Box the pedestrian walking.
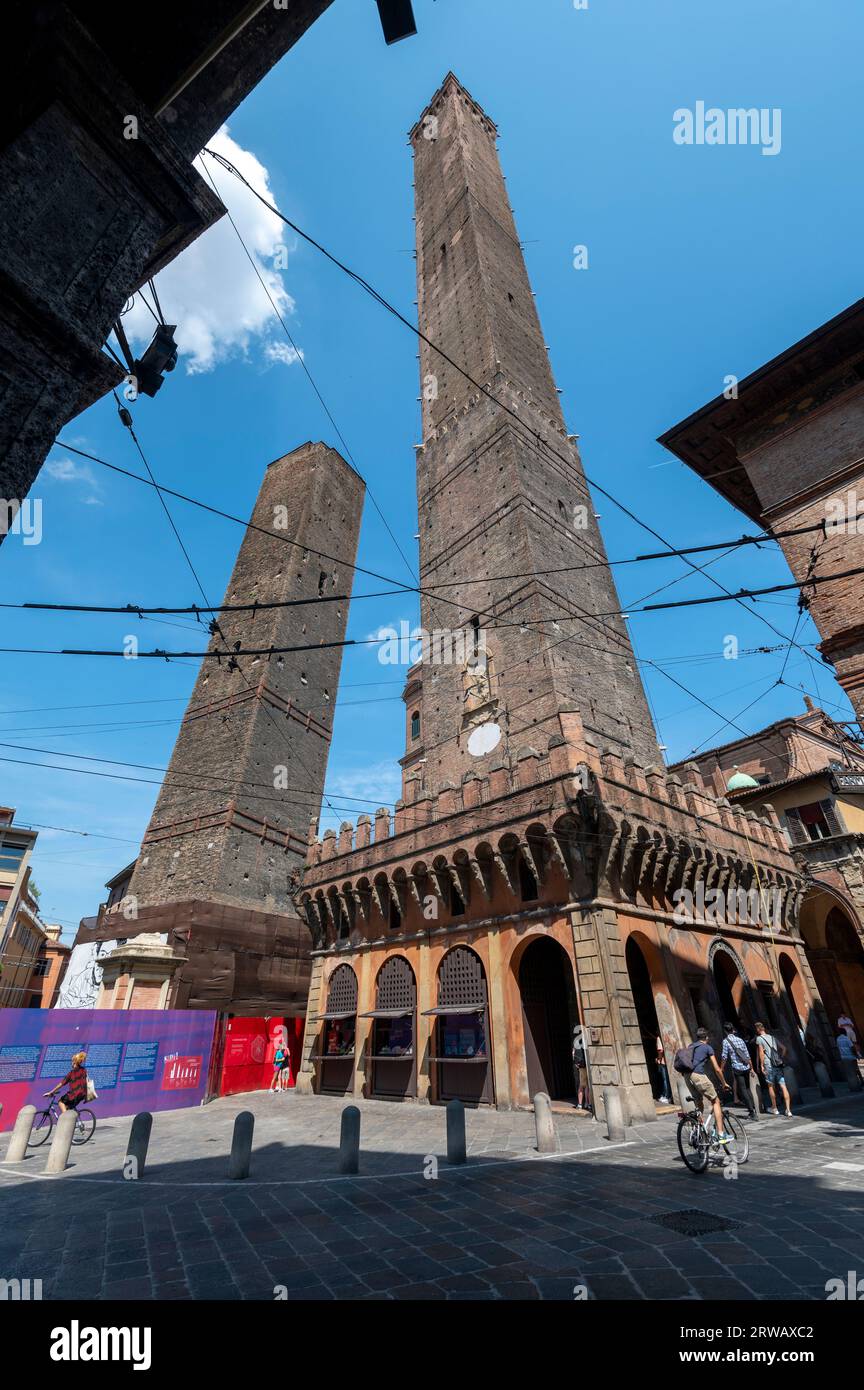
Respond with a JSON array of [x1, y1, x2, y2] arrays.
[[270, 1042, 287, 1093], [754, 1021, 792, 1116], [655, 1033, 672, 1104], [720, 1021, 756, 1118], [837, 1028, 857, 1062], [572, 1024, 591, 1112], [837, 1014, 860, 1058]]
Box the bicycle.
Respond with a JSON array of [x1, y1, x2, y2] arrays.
[[676, 1100, 749, 1174], [28, 1095, 96, 1148]]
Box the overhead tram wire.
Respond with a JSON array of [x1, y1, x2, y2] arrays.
[[0, 750, 402, 817], [196, 153, 418, 590], [0, 515, 835, 617], [46, 438, 837, 663], [7, 559, 857, 659], [201, 146, 842, 673], [0, 739, 403, 811]]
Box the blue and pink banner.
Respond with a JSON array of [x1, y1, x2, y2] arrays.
[[0, 1009, 216, 1130]]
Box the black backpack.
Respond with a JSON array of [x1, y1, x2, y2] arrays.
[[673, 1042, 701, 1075]]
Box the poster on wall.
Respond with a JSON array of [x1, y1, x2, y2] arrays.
[[0, 1009, 216, 1131]]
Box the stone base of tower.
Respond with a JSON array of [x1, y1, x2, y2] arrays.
[[95, 898, 312, 1016]]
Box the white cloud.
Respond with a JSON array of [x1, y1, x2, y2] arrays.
[[44, 458, 96, 485], [325, 760, 402, 809], [263, 341, 304, 368], [120, 125, 300, 375], [43, 456, 103, 506]]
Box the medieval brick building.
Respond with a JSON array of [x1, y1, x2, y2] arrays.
[[659, 298, 864, 729], [296, 75, 822, 1118], [100, 441, 365, 1014], [673, 699, 864, 1059]]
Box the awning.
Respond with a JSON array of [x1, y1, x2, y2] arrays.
[[358, 1008, 414, 1019], [311, 1010, 357, 1021], [421, 1004, 486, 1016]]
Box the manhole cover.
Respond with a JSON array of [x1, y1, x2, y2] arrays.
[[650, 1209, 740, 1237]]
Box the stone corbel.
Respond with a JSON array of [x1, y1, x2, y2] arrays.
[[520, 838, 545, 889], [495, 850, 517, 896], [471, 856, 493, 901], [548, 833, 571, 881], [371, 878, 388, 920]]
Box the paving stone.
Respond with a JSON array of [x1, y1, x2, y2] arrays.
[[1, 1090, 862, 1302]]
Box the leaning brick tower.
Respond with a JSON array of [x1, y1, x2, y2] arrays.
[[404, 72, 661, 802], [116, 441, 364, 1014], [128, 441, 364, 912]]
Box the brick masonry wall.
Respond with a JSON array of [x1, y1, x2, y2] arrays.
[[408, 76, 661, 795], [128, 441, 364, 913]]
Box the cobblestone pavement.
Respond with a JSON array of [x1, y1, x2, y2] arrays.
[[1, 1090, 863, 1300]]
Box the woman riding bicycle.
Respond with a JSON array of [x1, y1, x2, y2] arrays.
[[45, 1051, 88, 1114]]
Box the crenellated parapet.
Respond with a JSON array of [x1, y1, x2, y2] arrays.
[[300, 726, 807, 951]]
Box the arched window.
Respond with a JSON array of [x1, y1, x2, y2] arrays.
[[411, 709, 421, 741], [318, 964, 357, 1095], [430, 946, 493, 1104], [363, 958, 417, 1099]]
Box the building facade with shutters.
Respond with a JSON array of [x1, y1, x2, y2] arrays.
[[674, 699, 864, 1056], [295, 76, 827, 1117]]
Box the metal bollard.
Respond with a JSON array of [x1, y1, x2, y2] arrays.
[[747, 1073, 762, 1120], [603, 1086, 626, 1142], [446, 1098, 466, 1165], [228, 1111, 255, 1180], [5, 1105, 36, 1163], [45, 1109, 77, 1175], [813, 1061, 835, 1098], [338, 1105, 361, 1174], [125, 1112, 153, 1180], [533, 1092, 557, 1154]]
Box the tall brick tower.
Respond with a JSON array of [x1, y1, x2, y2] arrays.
[[297, 77, 812, 1122], [404, 72, 661, 800], [115, 441, 364, 1013]]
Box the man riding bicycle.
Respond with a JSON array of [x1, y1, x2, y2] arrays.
[[680, 1028, 733, 1144]]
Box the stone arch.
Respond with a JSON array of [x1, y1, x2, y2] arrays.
[[434, 945, 493, 1106]]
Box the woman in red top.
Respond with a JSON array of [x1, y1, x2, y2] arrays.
[[45, 1051, 88, 1113]]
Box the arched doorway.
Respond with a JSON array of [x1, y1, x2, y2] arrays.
[[625, 936, 664, 1099], [364, 956, 416, 1100], [826, 909, 864, 1041], [800, 892, 864, 1048], [712, 950, 742, 1030], [427, 946, 493, 1106], [317, 963, 357, 1095], [518, 937, 578, 1101]]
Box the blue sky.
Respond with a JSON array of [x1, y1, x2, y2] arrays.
[[2, 0, 862, 939]]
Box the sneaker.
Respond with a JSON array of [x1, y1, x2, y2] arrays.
[[783, 1110, 794, 1117], [717, 1133, 731, 1144], [770, 1108, 779, 1115]]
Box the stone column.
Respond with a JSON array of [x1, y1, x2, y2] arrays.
[[353, 952, 373, 1100], [571, 904, 656, 1124], [296, 955, 325, 1095], [486, 929, 512, 1110], [417, 936, 434, 1103]]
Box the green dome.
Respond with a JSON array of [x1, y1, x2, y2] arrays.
[[727, 766, 760, 791]]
